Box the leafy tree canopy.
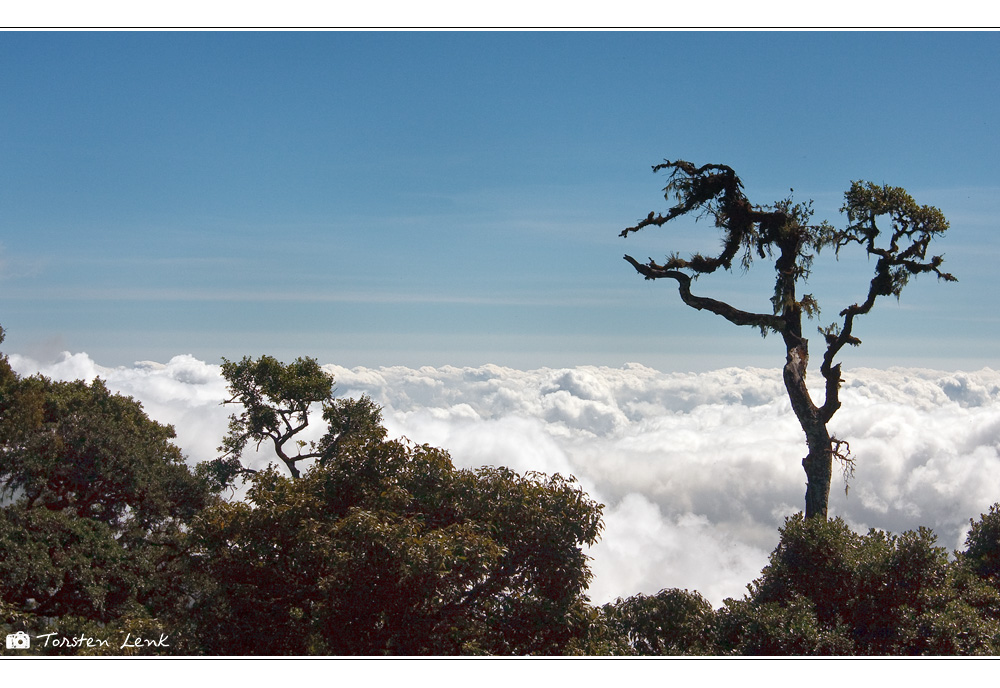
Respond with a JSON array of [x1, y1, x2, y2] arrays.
[[190, 413, 604, 655], [207, 354, 385, 486], [597, 588, 716, 655], [0, 327, 217, 653], [715, 514, 1000, 655]]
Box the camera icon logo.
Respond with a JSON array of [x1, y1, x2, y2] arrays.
[[6, 631, 30, 650]]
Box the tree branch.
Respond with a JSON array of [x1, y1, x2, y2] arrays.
[[624, 255, 786, 333]]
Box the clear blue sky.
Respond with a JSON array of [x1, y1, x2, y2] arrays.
[[2, 31, 997, 371]]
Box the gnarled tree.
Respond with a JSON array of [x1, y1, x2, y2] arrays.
[[207, 355, 384, 488], [621, 160, 955, 519]]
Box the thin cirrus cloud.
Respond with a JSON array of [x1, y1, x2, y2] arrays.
[[9, 351, 1000, 607]]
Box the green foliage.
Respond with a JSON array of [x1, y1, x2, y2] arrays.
[[188, 427, 604, 655], [716, 514, 1000, 655], [961, 504, 1000, 583], [214, 355, 335, 481], [0, 507, 136, 622], [599, 588, 716, 655], [0, 334, 217, 655], [319, 394, 387, 459], [825, 181, 956, 305], [715, 596, 854, 655], [0, 373, 212, 540], [207, 354, 388, 486]]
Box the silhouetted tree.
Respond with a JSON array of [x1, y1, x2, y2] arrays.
[[205, 355, 384, 487], [621, 161, 955, 518]]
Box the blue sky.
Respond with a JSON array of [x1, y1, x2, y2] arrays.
[[2, 31, 998, 371]]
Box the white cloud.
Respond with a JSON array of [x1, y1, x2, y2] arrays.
[[10, 351, 1000, 607]]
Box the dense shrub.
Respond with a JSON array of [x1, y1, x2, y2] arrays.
[[715, 514, 1000, 655]]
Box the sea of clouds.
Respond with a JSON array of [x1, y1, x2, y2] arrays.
[[9, 351, 1000, 607]]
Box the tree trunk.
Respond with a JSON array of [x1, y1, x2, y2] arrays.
[[800, 419, 833, 520], [782, 338, 833, 519]]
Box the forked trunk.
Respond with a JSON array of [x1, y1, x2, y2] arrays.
[[782, 339, 833, 519]]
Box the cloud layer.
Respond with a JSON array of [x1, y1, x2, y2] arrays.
[[10, 352, 1000, 607]]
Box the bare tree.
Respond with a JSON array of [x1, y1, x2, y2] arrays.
[[621, 160, 955, 519]]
